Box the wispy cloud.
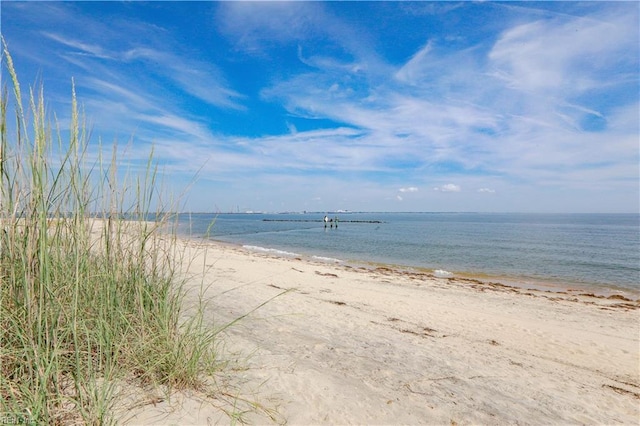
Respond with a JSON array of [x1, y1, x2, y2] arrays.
[[488, 7, 636, 94], [42, 32, 115, 60], [123, 47, 246, 110], [3, 1, 637, 212]]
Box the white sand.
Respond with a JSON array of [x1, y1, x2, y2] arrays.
[[123, 237, 640, 425]]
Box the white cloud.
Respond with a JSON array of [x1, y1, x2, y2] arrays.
[[286, 121, 298, 134], [434, 184, 461, 192], [136, 113, 212, 141], [5, 1, 637, 213], [217, 2, 324, 50], [399, 187, 418, 193], [394, 40, 433, 84], [44, 29, 246, 111], [488, 8, 636, 94], [42, 32, 114, 60], [123, 47, 246, 111]]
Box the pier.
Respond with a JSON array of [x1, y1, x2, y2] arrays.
[[262, 219, 384, 223]]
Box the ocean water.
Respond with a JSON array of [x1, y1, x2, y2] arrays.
[[174, 212, 639, 296]]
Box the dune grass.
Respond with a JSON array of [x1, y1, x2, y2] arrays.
[[0, 45, 222, 424]]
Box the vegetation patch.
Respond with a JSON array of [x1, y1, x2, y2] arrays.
[[0, 44, 221, 425]]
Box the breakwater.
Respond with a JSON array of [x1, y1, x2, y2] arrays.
[[262, 219, 384, 223]]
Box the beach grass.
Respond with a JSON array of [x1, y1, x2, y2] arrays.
[[1, 44, 221, 424]]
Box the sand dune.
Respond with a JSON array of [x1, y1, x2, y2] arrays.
[[123, 238, 640, 425]]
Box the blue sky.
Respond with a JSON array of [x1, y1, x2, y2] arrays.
[[2, 1, 638, 213]]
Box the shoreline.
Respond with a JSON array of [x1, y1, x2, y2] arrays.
[[186, 233, 640, 301], [124, 234, 640, 424]]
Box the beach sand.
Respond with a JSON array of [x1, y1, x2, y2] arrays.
[[121, 237, 640, 425]]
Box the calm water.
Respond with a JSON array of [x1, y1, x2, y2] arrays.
[[174, 212, 639, 296]]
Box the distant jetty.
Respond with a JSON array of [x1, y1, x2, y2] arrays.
[[262, 219, 384, 223]]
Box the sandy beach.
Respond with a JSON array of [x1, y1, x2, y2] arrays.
[[123, 236, 640, 425]]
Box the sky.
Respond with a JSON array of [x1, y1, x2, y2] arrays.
[[2, 1, 638, 213]]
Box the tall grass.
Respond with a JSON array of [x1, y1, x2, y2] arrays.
[[1, 44, 220, 424]]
